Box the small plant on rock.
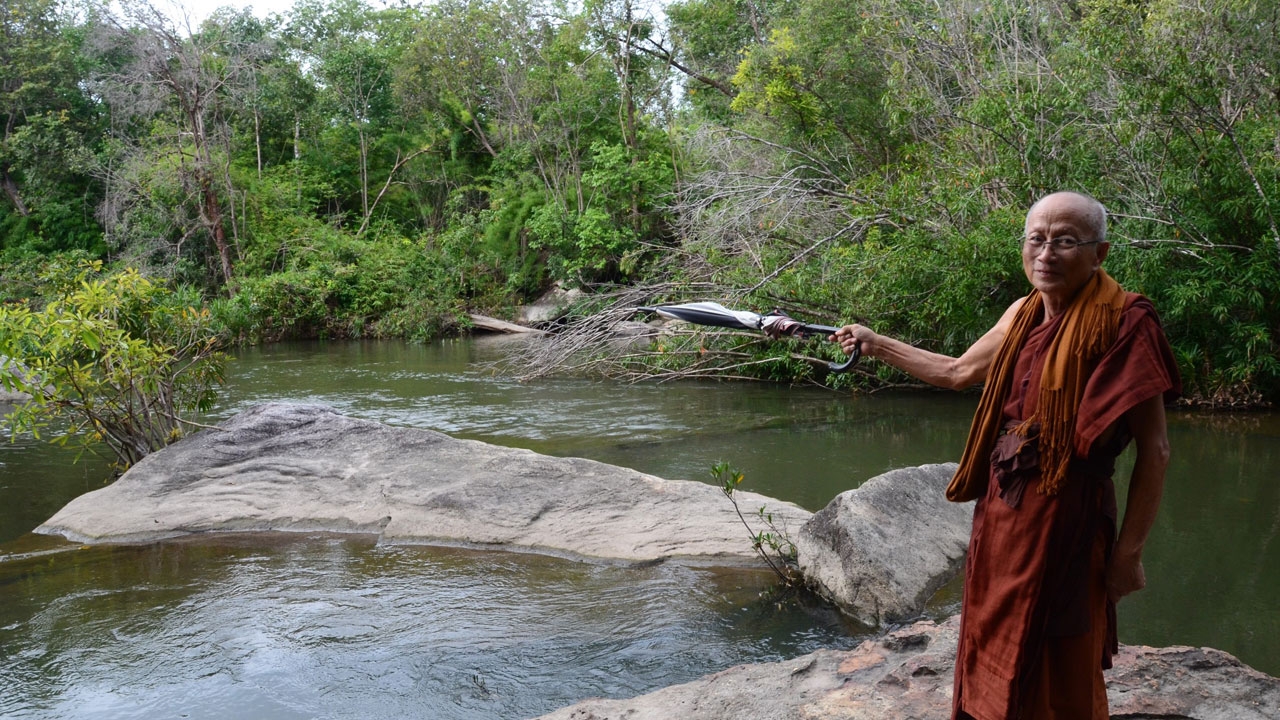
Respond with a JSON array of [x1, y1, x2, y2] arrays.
[[713, 461, 800, 586]]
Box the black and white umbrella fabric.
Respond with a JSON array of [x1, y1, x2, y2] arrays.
[[637, 301, 860, 372]]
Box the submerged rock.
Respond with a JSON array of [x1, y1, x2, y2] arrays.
[[35, 403, 810, 564], [535, 615, 1280, 720], [795, 463, 972, 625]]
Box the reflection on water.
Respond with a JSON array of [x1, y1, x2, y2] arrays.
[[0, 431, 114, 545], [0, 535, 858, 720], [2, 338, 1278, 720]]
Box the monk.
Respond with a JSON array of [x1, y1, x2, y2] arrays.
[[831, 191, 1180, 719]]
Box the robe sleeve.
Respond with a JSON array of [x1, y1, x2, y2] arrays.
[[1073, 294, 1182, 457]]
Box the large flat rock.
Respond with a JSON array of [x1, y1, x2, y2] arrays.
[[536, 615, 1280, 720], [35, 403, 811, 564], [35, 404, 974, 621]]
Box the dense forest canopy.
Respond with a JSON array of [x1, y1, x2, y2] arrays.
[[2, 0, 1278, 405]]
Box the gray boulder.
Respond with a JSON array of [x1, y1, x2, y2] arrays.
[[0, 389, 30, 403], [518, 283, 584, 325], [36, 403, 971, 618], [536, 615, 1280, 720], [35, 402, 811, 565], [795, 463, 972, 626]]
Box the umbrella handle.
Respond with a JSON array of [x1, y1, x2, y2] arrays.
[[770, 319, 861, 373], [827, 342, 861, 373]]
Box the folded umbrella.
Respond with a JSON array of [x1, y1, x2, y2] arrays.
[[637, 301, 860, 372]]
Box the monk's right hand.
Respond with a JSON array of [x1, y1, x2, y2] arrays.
[[1106, 550, 1147, 602], [830, 324, 876, 359]]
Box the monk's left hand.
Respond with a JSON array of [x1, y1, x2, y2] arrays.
[[1106, 549, 1146, 602]]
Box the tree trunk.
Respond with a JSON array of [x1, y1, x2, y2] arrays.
[[359, 128, 369, 220], [1, 164, 30, 217], [202, 176, 234, 286], [254, 109, 263, 178], [189, 111, 233, 285]]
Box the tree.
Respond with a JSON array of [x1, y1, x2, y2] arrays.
[[397, 0, 674, 289], [663, 0, 766, 119], [1072, 0, 1280, 401], [286, 0, 424, 232], [1, 0, 65, 217], [89, 1, 257, 287], [0, 0, 103, 257]]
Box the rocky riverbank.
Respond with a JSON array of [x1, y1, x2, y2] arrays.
[[33, 403, 1280, 719], [535, 616, 1280, 720]]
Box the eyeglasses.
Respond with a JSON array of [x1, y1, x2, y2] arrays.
[[1021, 235, 1100, 253]]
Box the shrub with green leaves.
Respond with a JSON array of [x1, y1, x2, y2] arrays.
[[0, 261, 228, 471]]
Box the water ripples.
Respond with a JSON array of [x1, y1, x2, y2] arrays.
[[1, 537, 858, 719]]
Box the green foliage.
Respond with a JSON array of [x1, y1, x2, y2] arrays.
[[0, 0, 104, 259], [481, 186, 547, 298], [1110, 243, 1280, 405], [0, 261, 228, 470], [216, 270, 332, 341], [1, 0, 1277, 404], [666, 0, 771, 121], [234, 163, 338, 274], [731, 28, 822, 129], [528, 139, 675, 286], [217, 227, 454, 342], [729, 0, 892, 159], [818, 218, 1024, 362]]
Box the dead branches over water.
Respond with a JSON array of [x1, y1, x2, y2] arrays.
[[507, 284, 663, 382], [671, 126, 884, 288], [507, 281, 743, 382], [507, 282, 844, 385]]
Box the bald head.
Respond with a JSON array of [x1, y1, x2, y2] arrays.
[[1027, 192, 1108, 244]]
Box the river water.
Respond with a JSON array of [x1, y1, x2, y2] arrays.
[[2, 338, 1277, 718]]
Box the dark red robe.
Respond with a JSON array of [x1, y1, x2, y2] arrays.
[[952, 294, 1180, 720]]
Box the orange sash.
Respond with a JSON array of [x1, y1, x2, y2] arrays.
[[947, 270, 1127, 502]]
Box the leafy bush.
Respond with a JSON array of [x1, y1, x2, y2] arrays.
[[0, 261, 227, 470], [214, 219, 493, 343], [528, 140, 674, 287]]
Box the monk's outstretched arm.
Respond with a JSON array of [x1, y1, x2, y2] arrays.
[[830, 298, 1024, 391], [1107, 393, 1171, 601]]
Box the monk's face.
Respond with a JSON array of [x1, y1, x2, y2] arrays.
[[1021, 193, 1109, 307]]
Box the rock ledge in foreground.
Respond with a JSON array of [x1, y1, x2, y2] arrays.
[[36, 403, 810, 564], [536, 615, 1280, 720]]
